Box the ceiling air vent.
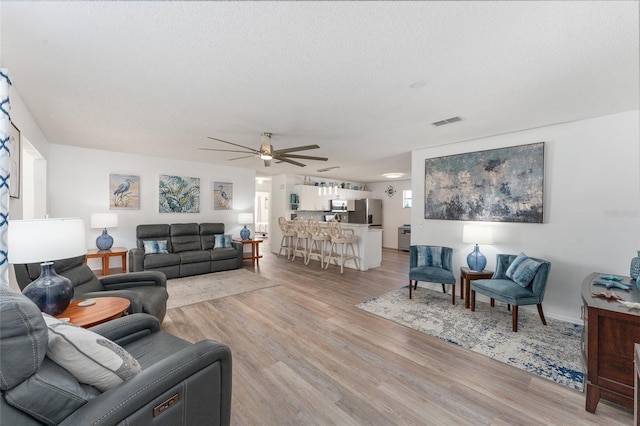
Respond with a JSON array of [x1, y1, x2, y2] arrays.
[[432, 116, 463, 126]]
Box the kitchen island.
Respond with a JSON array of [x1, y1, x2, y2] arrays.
[[322, 222, 382, 271]]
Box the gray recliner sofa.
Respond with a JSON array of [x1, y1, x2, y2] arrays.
[[0, 286, 232, 426], [130, 223, 243, 279]]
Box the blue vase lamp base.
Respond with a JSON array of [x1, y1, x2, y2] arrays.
[[22, 262, 74, 316], [240, 226, 251, 240], [467, 244, 487, 272], [96, 228, 114, 250]]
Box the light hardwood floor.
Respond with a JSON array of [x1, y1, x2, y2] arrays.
[[162, 245, 632, 425]]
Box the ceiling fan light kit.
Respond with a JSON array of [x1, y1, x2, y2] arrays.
[[200, 131, 328, 168]]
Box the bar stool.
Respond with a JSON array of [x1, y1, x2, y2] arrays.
[[277, 217, 295, 259], [325, 220, 359, 274], [306, 217, 331, 268], [291, 217, 312, 263]]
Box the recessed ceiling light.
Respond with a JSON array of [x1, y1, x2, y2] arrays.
[[409, 81, 425, 89], [382, 173, 404, 179]]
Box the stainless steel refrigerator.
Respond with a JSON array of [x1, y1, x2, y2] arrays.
[[348, 199, 382, 226]]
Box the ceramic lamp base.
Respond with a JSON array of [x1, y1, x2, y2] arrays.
[[467, 244, 487, 271], [240, 226, 251, 240], [96, 228, 114, 250], [22, 262, 74, 316]]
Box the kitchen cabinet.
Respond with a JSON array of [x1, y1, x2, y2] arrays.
[[295, 185, 372, 211], [295, 185, 331, 211]]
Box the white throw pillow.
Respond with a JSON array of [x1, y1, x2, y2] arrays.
[[42, 315, 141, 392]]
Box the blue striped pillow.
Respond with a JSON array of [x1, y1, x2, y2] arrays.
[[214, 234, 232, 249], [506, 253, 543, 287], [416, 246, 442, 268], [143, 240, 169, 254]]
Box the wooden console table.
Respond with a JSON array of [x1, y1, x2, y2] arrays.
[[233, 238, 264, 266], [85, 247, 128, 276], [582, 272, 640, 413], [56, 297, 130, 328]]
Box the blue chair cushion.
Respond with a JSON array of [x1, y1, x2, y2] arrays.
[[505, 253, 543, 287], [410, 266, 456, 285], [471, 278, 540, 306]]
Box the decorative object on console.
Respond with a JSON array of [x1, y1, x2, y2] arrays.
[[462, 224, 494, 271], [630, 250, 640, 280], [91, 213, 118, 250], [8, 217, 86, 315], [238, 212, 254, 240]]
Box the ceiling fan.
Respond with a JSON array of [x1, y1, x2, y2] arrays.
[[200, 132, 328, 167]]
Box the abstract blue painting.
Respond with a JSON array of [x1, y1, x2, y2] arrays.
[[425, 142, 544, 223]]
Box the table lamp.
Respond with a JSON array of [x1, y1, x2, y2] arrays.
[[462, 224, 494, 271], [8, 218, 87, 316], [238, 213, 254, 240], [91, 213, 118, 250]]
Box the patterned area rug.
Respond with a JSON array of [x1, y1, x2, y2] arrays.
[[356, 286, 584, 391], [166, 269, 279, 309]]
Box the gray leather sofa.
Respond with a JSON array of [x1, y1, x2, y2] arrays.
[[0, 286, 232, 426], [13, 255, 168, 323], [130, 223, 243, 279]]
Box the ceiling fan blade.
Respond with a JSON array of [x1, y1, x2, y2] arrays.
[[275, 157, 307, 167], [273, 144, 320, 154], [199, 148, 257, 154], [207, 137, 259, 153], [228, 154, 258, 161], [277, 153, 328, 161]]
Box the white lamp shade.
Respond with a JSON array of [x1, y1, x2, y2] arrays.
[[90, 213, 118, 229], [238, 213, 254, 224], [8, 218, 87, 264], [462, 225, 494, 245]]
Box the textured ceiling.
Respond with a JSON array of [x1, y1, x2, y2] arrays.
[[1, 1, 638, 183]]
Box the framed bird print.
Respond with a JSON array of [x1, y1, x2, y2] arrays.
[[213, 181, 233, 210], [110, 174, 140, 210]]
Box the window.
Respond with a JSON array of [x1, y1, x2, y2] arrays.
[[403, 190, 412, 208]]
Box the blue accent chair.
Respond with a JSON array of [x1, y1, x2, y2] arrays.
[[470, 253, 551, 332], [409, 245, 456, 303]]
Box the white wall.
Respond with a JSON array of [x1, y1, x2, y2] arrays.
[[411, 110, 640, 323], [48, 144, 256, 270], [368, 180, 411, 249]]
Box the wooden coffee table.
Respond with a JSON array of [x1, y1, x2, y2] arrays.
[[56, 297, 130, 328]]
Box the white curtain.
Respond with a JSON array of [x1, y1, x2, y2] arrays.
[[0, 69, 11, 286]]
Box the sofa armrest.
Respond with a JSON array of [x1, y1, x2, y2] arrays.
[[231, 241, 243, 267], [129, 248, 145, 272], [89, 313, 161, 345], [100, 271, 167, 290], [59, 340, 232, 426]]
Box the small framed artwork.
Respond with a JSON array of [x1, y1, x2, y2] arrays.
[[213, 181, 233, 210], [159, 174, 200, 213], [110, 174, 140, 209], [9, 122, 20, 198]]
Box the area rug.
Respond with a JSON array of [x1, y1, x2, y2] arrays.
[[166, 269, 279, 309], [356, 286, 584, 391]]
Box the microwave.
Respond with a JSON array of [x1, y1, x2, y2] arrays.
[[330, 199, 348, 212]]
